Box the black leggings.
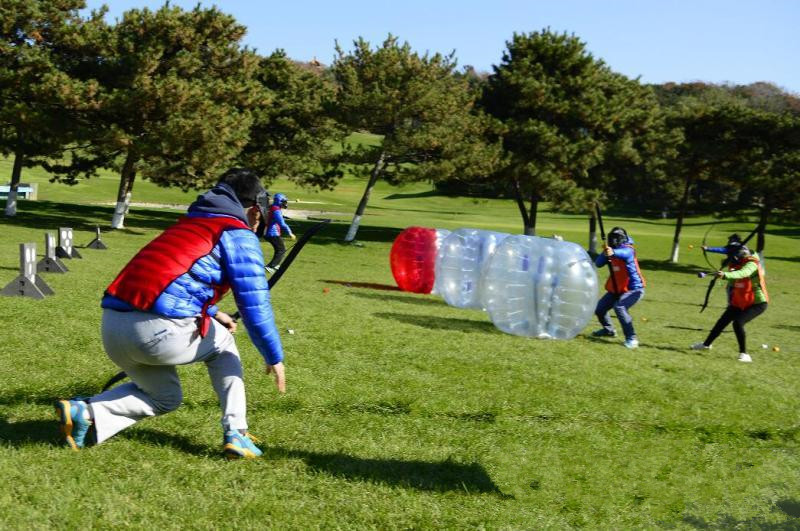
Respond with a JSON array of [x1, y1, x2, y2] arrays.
[[704, 303, 767, 353], [265, 235, 286, 268]]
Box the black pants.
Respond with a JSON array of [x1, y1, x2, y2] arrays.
[[265, 236, 286, 268], [704, 303, 767, 353]]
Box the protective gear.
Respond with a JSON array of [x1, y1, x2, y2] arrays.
[[102, 182, 284, 365], [727, 233, 742, 245], [595, 237, 646, 295], [607, 227, 628, 248], [724, 241, 743, 261], [273, 193, 289, 208], [729, 254, 768, 310], [105, 215, 250, 337], [255, 189, 270, 217]]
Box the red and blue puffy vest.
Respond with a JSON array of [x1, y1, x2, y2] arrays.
[[105, 215, 250, 335]]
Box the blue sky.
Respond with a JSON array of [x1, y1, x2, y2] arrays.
[[85, 1, 800, 94]]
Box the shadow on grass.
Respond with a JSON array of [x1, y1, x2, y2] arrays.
[[0, 382, 103, 406], [347, 291, 447, 307], [269, 446, 512, 497], [322, 279, 401, 291], [384, 190, 444, 200], [644, 298, 707, 308], [664, 325, 707, 332], [0, 417, 57, 446], [121, 427, 216, 457], [681, 498, 800, 528], [767, 255, 800, 264], [374, 312, 497, 334], [643, 343, 701, 355], [637, 259, 708, 274], [291, 219, 402, 245], [773, 324, 800, 332]]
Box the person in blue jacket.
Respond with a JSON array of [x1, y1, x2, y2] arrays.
[[702, 233, 742, 257], [591, 227, 647, 349], [261, 193, 296, 274], [55, 168, 284, 459]]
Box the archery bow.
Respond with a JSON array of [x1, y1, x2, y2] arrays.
[[699, 223, 760, 313], [700, 221, 719, 273], [101, 218, 332, 392], [595, 202, 620, 297]]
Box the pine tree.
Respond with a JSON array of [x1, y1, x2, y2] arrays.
[[0, 0, 98, 216], [237, 50, 343, 187], [46, 5, 260, 228], [482, 30, 670, 236], [331, 36, 501, 242]]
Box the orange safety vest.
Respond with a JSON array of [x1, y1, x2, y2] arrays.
[[729, 256, 769, 310], [604, 246, 646, 294]]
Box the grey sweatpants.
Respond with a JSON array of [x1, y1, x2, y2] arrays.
[[89, 309, 247, 444]]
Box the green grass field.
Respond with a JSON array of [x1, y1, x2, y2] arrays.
[[1, 167, 798, 528]]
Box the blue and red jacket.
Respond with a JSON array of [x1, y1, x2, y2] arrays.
[[102, 183, 283, 365], [265, 205, 293, 238], [594, 240, 646, 294]]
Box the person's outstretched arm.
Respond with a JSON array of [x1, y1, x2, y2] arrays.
[[219, 228, 285, 393]]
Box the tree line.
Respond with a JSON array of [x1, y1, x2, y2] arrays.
[[2, 2, 798, 260]]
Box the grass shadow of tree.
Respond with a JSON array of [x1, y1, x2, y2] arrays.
[[383, 190, 445, 200], [290, 219, 402, 245], [0, 200, 180, 233], [348, 291, 447, 306], [681, 499, 800, 528], [374, 311, 497, 334], [768, 255, 800, 263], [637, 258, 707, 274]]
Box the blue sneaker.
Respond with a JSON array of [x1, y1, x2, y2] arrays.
[[223, 430, 263, 459], [55, 399, 92, 450], [592, 329, 616, 337]]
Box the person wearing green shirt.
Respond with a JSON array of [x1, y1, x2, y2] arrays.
[[691, 245, 769, 362]]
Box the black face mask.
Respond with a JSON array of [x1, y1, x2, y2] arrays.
[[608, 231, 626, 248], [725, 242, 742, 260], [255, 191, 270, 215]]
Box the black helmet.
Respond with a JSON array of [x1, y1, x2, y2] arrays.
[[607, 227, 628, 248], [255, 189, 270, 216], [218, 168, 268, 208], [273, 193, 289, 208], [727, 233, 742, 245], [724, 241, 742, 259], [731, 245, 751, 263]]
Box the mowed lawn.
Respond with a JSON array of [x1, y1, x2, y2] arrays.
[[0, 167, 799, 528]]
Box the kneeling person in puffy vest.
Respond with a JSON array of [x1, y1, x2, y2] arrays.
[[55, 168, 283, 459]]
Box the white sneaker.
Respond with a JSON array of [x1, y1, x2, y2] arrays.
[[738, 353, 752, 363], [623, 338, 639, 349], [691, 342, 711, 350], [265, 266, 276, 274]]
